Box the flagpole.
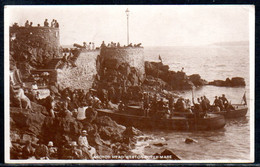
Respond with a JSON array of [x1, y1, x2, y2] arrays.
[[241, 91, 247, 105]]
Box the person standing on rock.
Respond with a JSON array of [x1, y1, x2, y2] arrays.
[[78, 130, 96, 159], [54, 20, 59, 28], [44, 19, 49, 27], [24, 20, 29, 28], [17, 83, 33, 111], [51, 19, 55, 27]]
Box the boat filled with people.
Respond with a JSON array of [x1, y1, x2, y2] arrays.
[[96, 108, 226, 131], [208, 93, 248, 118]]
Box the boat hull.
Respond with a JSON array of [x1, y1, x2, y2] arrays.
[[212, 104, 248, 118], [96, 109, 226, 131]]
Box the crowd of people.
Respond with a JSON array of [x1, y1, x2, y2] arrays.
[[10, 74, 237, 160], [11, 129, 96, 160], [14, 19, 60, 28], [10, 77, 235, 121], [44, 19, 59, 28], [83, 42, 95, 50], [139, 92, 234, 119], [100, 41, 142, 48]]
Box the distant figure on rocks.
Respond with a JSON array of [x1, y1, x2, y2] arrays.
[[44, 19, 49, 27], [83, 42, 87, 48], [101, 41, 106, 48], [55, 20, 59, 28], [181, 67, 184, 72], [159, 55, 162, 63], [51, 19, 55, 27], [17, 83, 33, 111], [25, 20, 29, 28], [29, 22, 33, 27], [88, 42, 92, 50]]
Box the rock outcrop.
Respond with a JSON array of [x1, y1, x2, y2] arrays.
[[208, 77, 246, 87], [10, 26, 61, 80], [10, 103, 143, 159], [144, 61, 207, 90]]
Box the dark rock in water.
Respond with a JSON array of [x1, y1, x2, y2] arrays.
[[209, 80, 227, 87], [209, 77, 245, 87], [189, 74, 208, 87], [185, 138, 198, 144], [153, 142, 167, 147], [153, 149, 181, 160], [145, 61, 207, 90], [231, 77, 246, 86]]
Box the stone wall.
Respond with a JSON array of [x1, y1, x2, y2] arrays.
[[56, 50, 99, 90], [10, 26, 60, 48], [100, 47, 145, 77], [10, 26, 61, 72]]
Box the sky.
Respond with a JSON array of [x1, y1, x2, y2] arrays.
[[5, 5, 253, 47]]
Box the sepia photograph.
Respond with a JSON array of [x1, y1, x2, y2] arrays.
[[4, 5, 254, 163]]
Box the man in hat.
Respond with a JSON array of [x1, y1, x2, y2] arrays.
[[221, 94, 229, 109], [78, 130, 96, 159], [47, 141, 57, 159], [70, 141, 83, 159]]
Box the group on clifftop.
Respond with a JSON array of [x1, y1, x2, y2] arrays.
[[12, 19, 59, 28]]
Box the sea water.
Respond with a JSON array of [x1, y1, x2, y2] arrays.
[[131, 45, 251, 160]]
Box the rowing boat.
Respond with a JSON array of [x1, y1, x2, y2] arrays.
[[210, 104, 248, 118], [96, 108, 226, 131]]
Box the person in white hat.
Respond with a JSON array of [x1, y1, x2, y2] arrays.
[[70, 141, 83, 159], [78, 130, 96, 159], [47, 141, 57, 159], [78, 130, 89, 148]]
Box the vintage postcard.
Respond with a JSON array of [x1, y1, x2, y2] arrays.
[[4, 5, 255, 163]]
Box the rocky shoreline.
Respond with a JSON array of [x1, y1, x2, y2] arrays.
[[10, 102, 144, 160]]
